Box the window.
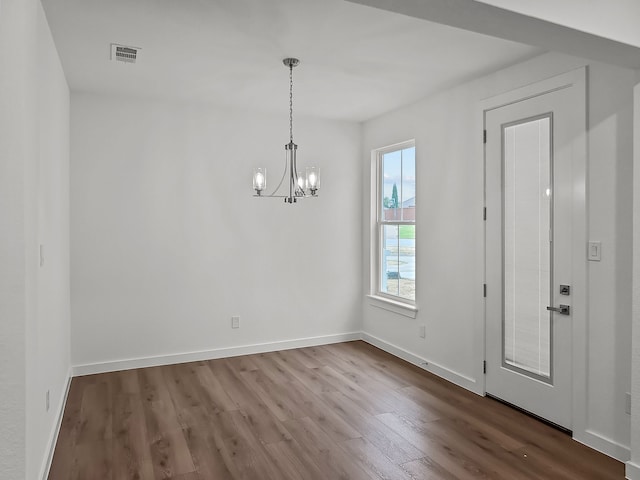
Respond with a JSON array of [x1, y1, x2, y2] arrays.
[[375, 141, 416, 304]]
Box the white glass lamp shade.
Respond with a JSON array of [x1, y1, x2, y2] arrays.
[[306, 167, 320, 195], [253, 168, 266, 195]]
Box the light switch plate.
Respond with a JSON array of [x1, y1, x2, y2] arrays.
[[588, 241, 601, 261]]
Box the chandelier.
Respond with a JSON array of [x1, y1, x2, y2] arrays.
[[252, 58, 320, 203]]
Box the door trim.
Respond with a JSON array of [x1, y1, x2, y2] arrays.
[[477, 67, 587, 440]]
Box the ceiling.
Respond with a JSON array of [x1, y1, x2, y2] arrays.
[[41, 0, 542, 122]]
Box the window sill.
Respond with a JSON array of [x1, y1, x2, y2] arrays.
[[367, 295, 418, 319]]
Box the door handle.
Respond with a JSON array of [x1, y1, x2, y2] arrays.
[[547, 305, 570, 315]]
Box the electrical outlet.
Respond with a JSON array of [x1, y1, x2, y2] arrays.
[[46, 390, 50, 412], [419, 325, 426, 338], [231, 316, 240, 329]]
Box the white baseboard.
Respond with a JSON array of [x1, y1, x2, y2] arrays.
[[40, 368, 72, 480], [72, 332, 362, 376], [574, 429, 630, 463], [361, 332, 480, 394], [68, 331, 632, 467], [627, 461, 640, 479], [361, 332, 632, 464], [360, 333, 631, 463]]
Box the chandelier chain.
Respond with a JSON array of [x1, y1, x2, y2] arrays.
[[289, 64, 293, 143]]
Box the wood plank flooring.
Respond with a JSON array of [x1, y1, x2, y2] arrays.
[[49, 341, 624, 479]]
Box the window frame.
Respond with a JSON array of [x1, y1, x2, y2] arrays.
[[370, 140, 417, 314]]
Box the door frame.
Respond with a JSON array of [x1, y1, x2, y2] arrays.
[[477, 67, 587, 437]]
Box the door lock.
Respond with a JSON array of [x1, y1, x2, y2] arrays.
[[547, 305, 570, 315]]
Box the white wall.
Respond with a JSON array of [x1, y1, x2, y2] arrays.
[[28, 3, 71, 479], [361, 52, 637, 459], [587, 61, 635, 458], [474, 0, 640, 49], [0, 0, 38, 477], [0, 1, 70, 479], [630, 80, 640, 480], [70, 93, 362, 369]]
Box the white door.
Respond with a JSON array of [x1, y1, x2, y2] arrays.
[[485, 74, 585, 431]]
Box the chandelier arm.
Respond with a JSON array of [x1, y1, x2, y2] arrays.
[[267, 150, 289, 196]]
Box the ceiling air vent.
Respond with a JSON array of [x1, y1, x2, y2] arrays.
[[110, 44, 140, 64]]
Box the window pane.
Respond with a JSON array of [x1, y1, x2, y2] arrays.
[[401, 147, 416, 221], [381, 224, 415, 301], [377, 142, 415, 303], [382, 150, 401, 221], [503, 117, 551, 379], [382, 147, 416, 222], [381, 225, 399, 296]]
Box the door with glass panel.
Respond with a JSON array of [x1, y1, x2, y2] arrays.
[[485, 82, 582, 430]]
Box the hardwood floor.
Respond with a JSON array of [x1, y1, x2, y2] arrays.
[[49, 341, 623, 479]]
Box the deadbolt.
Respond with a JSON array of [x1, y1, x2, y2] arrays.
[[560, 285, 570, 295]]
